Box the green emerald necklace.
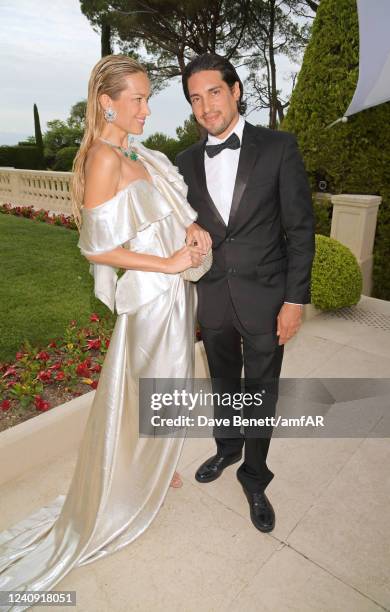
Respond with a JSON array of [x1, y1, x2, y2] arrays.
[[99, 137, 138, 161]]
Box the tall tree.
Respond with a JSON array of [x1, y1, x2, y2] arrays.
[[80, 0, 251, 90], [79, 0, 317, 119], [68, 100, 87, 130], [78, 1, 113, 57], [101, 15, 112, 56], [33, 103, 45, 169], [243, 0, 316, 129]]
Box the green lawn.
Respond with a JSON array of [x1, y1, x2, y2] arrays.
[[0, 214, 116, 363]]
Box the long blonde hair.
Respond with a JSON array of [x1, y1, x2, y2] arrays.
[[71, 54, 147, 229]]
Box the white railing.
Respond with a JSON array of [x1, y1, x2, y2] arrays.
[[0, 168, 72, 214]]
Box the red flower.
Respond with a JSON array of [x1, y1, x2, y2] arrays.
[[87, 339, 101, 351], [91, 380, 98, 389], [1, 399, 11, 411], [49, 361, 62, 370], [36, 351, 50, 361], [69, 320, 77, 327], [34, 395, 50, 411], [55, 371, 65, 381], [15, 351, 25, 360], [90, 363, 102, 373], [48, 341, 57, 348], [38, 401, 50, 411], [105, 339, 110, 349], [37, 369, 52, 382], [76, 361, 90, 378], [90, 313, 100, 322], [2, 366, 16, 378], [6, 380, 17, 388]]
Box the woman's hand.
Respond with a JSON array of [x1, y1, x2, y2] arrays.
[[165, 245, 205, 274]]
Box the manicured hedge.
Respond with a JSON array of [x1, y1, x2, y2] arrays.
[[282, 0, 390, 300], [0, 145, 43, 170]]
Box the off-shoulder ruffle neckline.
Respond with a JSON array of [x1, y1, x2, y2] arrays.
[[81, 142, 189, 214], [81, 178, 154, 213]]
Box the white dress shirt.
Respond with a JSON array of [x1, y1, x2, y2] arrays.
[[204, 114, 244, 225], [203, 114, 302, 308]]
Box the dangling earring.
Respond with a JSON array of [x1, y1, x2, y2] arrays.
[[104, 107, 117, 122]]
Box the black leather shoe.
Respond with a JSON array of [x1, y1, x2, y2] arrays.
[[195, 452, 242, 483], [238, 479, 275, 532]]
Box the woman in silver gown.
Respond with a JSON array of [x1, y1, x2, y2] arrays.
[[0, 55, 211, 608]]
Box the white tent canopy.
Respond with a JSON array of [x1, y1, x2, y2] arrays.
[[345, 0, 390, 117], [327, 0, 390, 127]]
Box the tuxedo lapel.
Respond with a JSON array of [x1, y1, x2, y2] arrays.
[[227, 122, 262, 227], [192, 140, 226, 227]]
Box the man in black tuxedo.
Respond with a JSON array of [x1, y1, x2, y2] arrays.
[[176, 54, 315, 532]]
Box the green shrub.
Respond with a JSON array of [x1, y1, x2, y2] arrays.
[[142, 133, 179, 163], [311, 234, 362, 309], [282, 0, 390, 300], [143, 115, 201, 163], [53, 146, 79, 171], [0, 145, 43, 169]]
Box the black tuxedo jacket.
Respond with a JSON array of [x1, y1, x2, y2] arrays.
[[176, 121, 315, 335]]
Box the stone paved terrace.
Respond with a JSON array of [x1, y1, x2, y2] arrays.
[[1, 295, 390, 612]]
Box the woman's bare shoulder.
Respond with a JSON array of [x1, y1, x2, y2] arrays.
[[84, 141, 121, 209]]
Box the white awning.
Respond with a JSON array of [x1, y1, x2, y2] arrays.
[[345, 0, 390, 117]]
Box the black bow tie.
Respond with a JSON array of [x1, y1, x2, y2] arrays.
[[205, 132, 241, 158]]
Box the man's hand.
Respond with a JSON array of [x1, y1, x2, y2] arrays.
[[186, 223, 212, 254], [276, 303, 303, 345]]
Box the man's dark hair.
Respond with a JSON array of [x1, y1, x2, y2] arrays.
[[182, 53, 247, 115]]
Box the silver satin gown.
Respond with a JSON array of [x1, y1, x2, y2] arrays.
[[0, 143, 197, 610]]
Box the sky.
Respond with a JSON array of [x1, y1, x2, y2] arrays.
[[0, 0, 298, 145]]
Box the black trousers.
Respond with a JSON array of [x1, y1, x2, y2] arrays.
[[200, 295, 284, 493]]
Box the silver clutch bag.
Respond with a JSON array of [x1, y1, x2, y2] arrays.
[[181, 249, 213, 282]]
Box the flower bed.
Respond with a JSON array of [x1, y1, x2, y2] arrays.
[[0, 203, 203, 431], [0, 203, 77, 230], [0, 314, 113, 432]]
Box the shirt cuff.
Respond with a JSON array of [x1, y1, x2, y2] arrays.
[[284, 302, 303, 306]]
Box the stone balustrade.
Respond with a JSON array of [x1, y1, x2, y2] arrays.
[[0, 168, 72, 214]]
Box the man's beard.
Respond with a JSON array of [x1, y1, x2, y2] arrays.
[[204, 113, 236, 136], [207, 119, 229, 136]]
